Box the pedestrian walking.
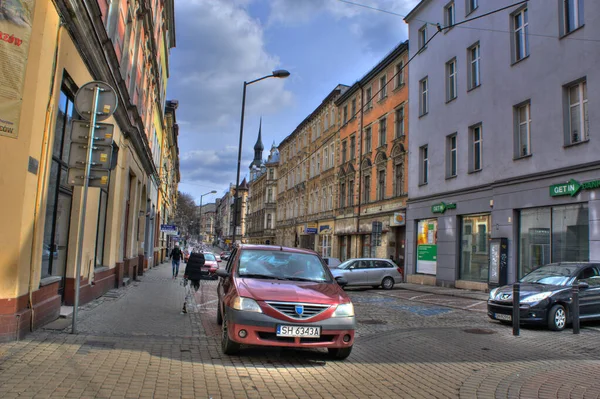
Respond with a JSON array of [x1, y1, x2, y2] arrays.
[[169, 244, 183, 278], [181, 252, 205, 314]]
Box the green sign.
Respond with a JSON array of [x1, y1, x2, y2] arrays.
[[431, 202, 456, 214], [417, 244, 437, 261], [550, 178, 600, 197]]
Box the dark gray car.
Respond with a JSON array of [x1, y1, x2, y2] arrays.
[[330, 258, 403, 290]]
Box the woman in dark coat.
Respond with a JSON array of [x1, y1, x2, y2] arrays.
[[181, 252, 205, 313]]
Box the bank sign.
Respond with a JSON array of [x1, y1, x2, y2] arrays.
[[550, 178, 600, 197], [431, 202, 457, 214]]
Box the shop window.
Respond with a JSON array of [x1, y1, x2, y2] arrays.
[[460, 214, 491, 282], [519, 204, 589, 278]]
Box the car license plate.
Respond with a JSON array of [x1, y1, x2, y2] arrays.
[[495, 313, 512, 321], [276, 325, 321, 338]]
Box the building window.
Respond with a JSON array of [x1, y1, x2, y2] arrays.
[[366, 86, 373, 109], [377, 169, 385, 200], [469, 124, 482, 172], [419, 77, 428, 116], [330, 143, 335, 167], [343, 105, 348, 124], [362, 235, 371, 258], [379, 75, 387, 100], [267, 188, 273, 203], [468, 43, 480, 90], [317, 154, 320, 173], [446, 58, 457, 101], [519, 204, 589, 278], [342, 140, 347, 163], [394, 161, 404, 196], [561, 0, 584, 35], [566, 80, 588, 144], [420, 145, 428, 185], [324, 148, 329, 170], [418, 24, 427, 50], [447, 134, 457, 178], [365, 126, 372, 153], [351, 98, 356, 118], [515, 102, 531, 157], [328, 186, 333, 210], [267, 213, 272, 229], [363, 175, 371, 203], [512, 8, 529, 63], [95, 189, 109, 267], [395, 61, 404, 88], [340, 182, 346, 208], [350, 135, 356, 160], [268, 168, 274, 180], [460, 214, 490, 282], [395, 106, 404, 138], [379, 118, 387, 147], [348, 180, 354, 206], [466, 0, 478, 15], [321, 234, 332, 258], [444, 1, 455, 28]]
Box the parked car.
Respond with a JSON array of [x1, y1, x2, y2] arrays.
[[323, 257, 342, 268], [215, 254, 222, 263], [488, 262, 600, 331], [202, 253, 220, 279], [215, 244, 355, 359], [330, 258, 402, 290]]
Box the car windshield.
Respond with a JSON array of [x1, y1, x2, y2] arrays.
[[204, 253, 216, 261], [237, 250, 332, 283], [520, 264, 578, 286]]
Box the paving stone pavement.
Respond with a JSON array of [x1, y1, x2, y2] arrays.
[[1, 261, 600, 398]]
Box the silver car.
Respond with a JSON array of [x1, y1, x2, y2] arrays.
[[330, 258, 402, 290]]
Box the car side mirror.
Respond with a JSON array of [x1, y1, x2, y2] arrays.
[[578, 281, 590, 289], [335, 277, 348, 287], [348, 265, 355, 270], [215, 268, 230, 278]]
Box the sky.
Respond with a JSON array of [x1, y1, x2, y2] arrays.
[[167, 0, 421, 206]]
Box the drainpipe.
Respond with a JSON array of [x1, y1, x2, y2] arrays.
[[355, 83, 365, 257], [27, 23, 64, 331]]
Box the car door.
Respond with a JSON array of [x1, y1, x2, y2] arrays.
[[344, 260, 367, 285], [369, 260, 390, 285], [217, 248, 237, 306], [577, 266, 600, 317]]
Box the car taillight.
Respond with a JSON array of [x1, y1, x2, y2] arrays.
[[397, 267, 402, 275]]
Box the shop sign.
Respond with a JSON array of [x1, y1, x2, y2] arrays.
[[431, 202, 456, 214], [305, 222, 318, 234], [160, 224, 178, 235], [390, 212, 406, 226], [319, 225, 330, 232], [550, 178, 600, 197]]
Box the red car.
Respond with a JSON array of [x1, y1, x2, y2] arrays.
[[215, 244, 355, 360]]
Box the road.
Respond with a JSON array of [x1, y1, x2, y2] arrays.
[[1, 260, 600, 398]]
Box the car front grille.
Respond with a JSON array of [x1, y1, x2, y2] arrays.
[[265, 301, 330, 320]]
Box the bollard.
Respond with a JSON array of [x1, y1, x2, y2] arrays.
[[512, 283, 520, 336], [572, 284, 580, 334]]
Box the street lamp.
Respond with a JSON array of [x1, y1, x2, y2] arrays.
[[232, 70, 290, 247], [199, 190, 217, 243]]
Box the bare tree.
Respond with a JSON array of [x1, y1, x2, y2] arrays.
[[173, 191, 199, 239]]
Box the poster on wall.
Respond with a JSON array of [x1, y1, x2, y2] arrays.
[[417, 219, 437, 275], [0, 0, 35, 139]]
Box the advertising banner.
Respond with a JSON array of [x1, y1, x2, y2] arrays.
[[0, 0, 35, 139], [416, 219, 437, 275]]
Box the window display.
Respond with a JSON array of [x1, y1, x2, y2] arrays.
[[459, 214, 490, 281], [417, 219, 437, 275]]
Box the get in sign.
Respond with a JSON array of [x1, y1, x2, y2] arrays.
[[550, 178, 600, 197]]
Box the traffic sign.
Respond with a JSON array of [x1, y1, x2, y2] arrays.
[[74, 81, 118, 122], [68, 142, 113, 170], [70, 120, 114, 145], [67, 168, 110, 188]]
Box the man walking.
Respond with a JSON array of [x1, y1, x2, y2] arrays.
[[169, 244, 183, 278]]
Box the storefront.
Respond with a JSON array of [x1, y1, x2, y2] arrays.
[[406, 169, 600, 291], [317, 222, 334, 258]]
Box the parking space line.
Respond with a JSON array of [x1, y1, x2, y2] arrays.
[[409, 294, 434, 300], [464, 301, 485, 308]]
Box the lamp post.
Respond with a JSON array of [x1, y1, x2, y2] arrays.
[[199, 190, 217, 243], [232, 70, 290, 247]]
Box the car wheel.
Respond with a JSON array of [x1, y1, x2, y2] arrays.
[[328, 346, 352, 360], [221, 312, 240, 355], [381, 277, 394, 290], [216, 301, 223, 325], [548, 304, 567, 331]]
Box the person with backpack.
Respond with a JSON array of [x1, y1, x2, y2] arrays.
[[169, 244, 183, 278], [181, 252, 205, 313]]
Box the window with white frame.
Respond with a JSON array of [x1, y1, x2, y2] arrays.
[[468, 43, 480, 90], [348, 179, 354, 206], [324, 111, 329, 130], [567, 80, 588, 144], [444, 1, 455, 28], [351, 98, 356, 118], [379, 118, 387, 147], [515, 102, 531, 157], [366, 86, 372, 109], [379, 75, 387, 100], [513, 7, 529, 62], [466, 0, 478, 15], [328, 186, 333, 210], [363, 174, 371, 203], [324, 147, 328, 170], [446, 58, 457, 101], [377, 169, 385, 201], [419, 77, 429, 116], [395, 61, 404, 88], [311, 156, 315, 177], [395, 106, 404, 138], [317, 154, 320, 174], [365, 126, 372, 153], [561, 0, 584, 35], [322, 188, 326, 212], [330, 143, 335, 167], [470, 124, 483, 171], [350, 135, 356, 160], [447, 134, 457, 178], [340, 182, 346, 207], [420, 145, 428, 185], [343, 105, 348, 124], [418, 24, 427, 50]]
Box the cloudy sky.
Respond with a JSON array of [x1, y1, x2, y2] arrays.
[[167, 0, 420, 205]]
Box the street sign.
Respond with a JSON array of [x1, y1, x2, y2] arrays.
[[74, 81, 118, 122], [67, 168, 110, 188], [70, 120, 115, 145], [431, 202, 456, 214], [68, 142, 113, 170], [160, 224, 178, 235]]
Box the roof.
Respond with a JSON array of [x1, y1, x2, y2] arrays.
[[404, 0, 432, 22], [238, 244, 318, 255]]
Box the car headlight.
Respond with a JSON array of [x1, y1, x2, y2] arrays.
[[489, 288, 499, 300], [231, 297, 263, 313], [332, 303, 354, 317], [520, 292, 552, 304]]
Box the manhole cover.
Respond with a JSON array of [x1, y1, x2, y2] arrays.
[[463, 328, 496, 335], [359, 319, 387, 325]]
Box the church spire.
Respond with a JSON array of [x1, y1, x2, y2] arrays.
[[254, 117, 264, 152]]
